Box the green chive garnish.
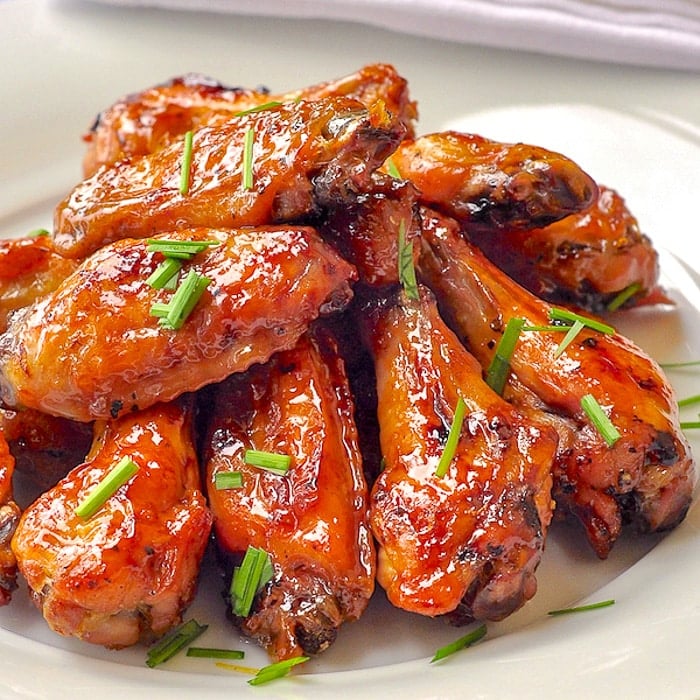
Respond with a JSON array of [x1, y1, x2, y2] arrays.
[[549, 307, 615, 335], [146, 257, 183, 289], [233, 101, 284, 117], [580, 394, 621, 446], [244, 449, 291, 475], [179, 130, 194, 195], [215, 471, 244, 490], [248, 656, 309, 686], [145, 619, 208, 668], [435, 397, 466, 478], [385, 156, 401, 179], [154, 270, 211, 330], [553, 318, 585, 358], [186, 647, 245, 660], [678, 394, 700, 408], [681, 421, 700, 430], [607, 282, 642, 312], [661, 360, 700, 369], [430, 624, 487, 663], [486, 317, 524, 394], [146, 239, 219, 257], [242, 127, 255, 190], [230, 546, 274, 618], [28, 227, 50, 237], [548, 599, 615, 616], [75, 456, 139, 519], [398, 219, 419, 301]]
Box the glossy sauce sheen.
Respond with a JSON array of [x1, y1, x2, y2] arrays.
[[0, 226, 356, 421], [11, 399, 212, 648], [0, 432, 19, 605], [201, 327, 374, 660], [362, 288, 557, 622], [418, 208, 695, 558]]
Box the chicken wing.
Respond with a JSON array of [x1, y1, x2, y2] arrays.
[[389, 131, 597, 231], [418, 207, 695, 558], [11, 399, 212, 648], [55, 96, 406, 259], [467, 185, 662, 312], [200, 327, 375, 660], [0, 226, 356, 422], [359, 286, 557, 622], [82, 63, 417, 176], [0, 431, 20, 606]]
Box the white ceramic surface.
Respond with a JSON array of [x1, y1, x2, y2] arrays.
[[2, 2, 700, 697]]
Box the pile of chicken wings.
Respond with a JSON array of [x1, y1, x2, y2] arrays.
[[0, 64, 694, 662]]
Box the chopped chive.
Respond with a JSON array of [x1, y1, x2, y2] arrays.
[[607, 282, 642, 312], [398, 219, 419, 301], [385, 156, 401, 179], [233, 101, 283, 116], [662, 360, 700, 369], [230, 546, 274, 618], [28, 227, 50, 237], [435, 397, 467, 478], [145, 619, 208, 668], [244, 449, 291, 475], [242, 126, 255, 190], [580, 394, 621, 447], [146, 257, 183, 289], [430, 624, 487, 663], [680, 421, 700, 430], [678, 394, 700, 408], [553, 319, 585, 358], [146, 239, 219, 256], [522, 324, 567, 332], [248, 656, 309, 686], [549, 307, 615, 335], [215, 471, 244, 490], [186, 647, 245, 660], [548, 599, 615, 616], [75, 456, 139, 519], [179, 130, 194, 195], [150, 302, 171, 318], [158, 270, 211, 330], [485, 317, 524, 395]]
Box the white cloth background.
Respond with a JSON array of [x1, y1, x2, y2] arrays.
[[89, 0, 700, 71]]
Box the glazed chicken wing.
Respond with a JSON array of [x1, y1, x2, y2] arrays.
[[82, 63, 417, 176], [467, 185, 662, 312], [0, 226, 356, 422], [11, 399, 212, 648], [360, 287, 557, 622], [418, 208, 695, 558], [0, 431, 20, 606], [389, 131, 597, 232], [200, 327, 375, 660], [55, 96, 405, 259]]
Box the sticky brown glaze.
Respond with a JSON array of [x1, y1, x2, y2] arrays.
[[82, 63, 417, 176], [0, 227, 356, 422], [468, 185, 662, 312], [56, 96, 406, 259], [200, 327, 375, 660], [11, 399, 212, 648], [418, 207, 695, 558], [319, 173, 421, 286], [0, 431, 20, 606], [0, 236, 78, 333], [359, 287, 557, 622], [389, 131, 597, 232]]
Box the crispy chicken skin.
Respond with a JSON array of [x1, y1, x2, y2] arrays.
[[418, 208, 695, 558], [0, 227, 356, 422], [0, 431, 20, 606], [468, 185, 661, 312], [360, 287, 557, 622], [11, 399, 212, 648], [200, 327, 375, 660], [390, 131, 597, 231], [56, 96, 406, 259], [0, 236, 78, 333], [82, 63, 417, 176]]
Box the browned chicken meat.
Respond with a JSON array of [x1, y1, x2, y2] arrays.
[[467, 185, 662, 312], [389, 131, 597, 231], [11, 399, 212, 648], [418, 208, 695, 558], [55, 96, 406, 259], [82, 63, 417, 176], [200, 327, 375, 660], [359, 286, 557, 622], [0, 431, 20, 606], [0, 226, 356, 422]]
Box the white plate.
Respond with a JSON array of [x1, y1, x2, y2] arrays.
[[2, 1, 700, 698]]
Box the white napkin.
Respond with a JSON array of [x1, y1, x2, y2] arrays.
[[91, 0, 700, 71]]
